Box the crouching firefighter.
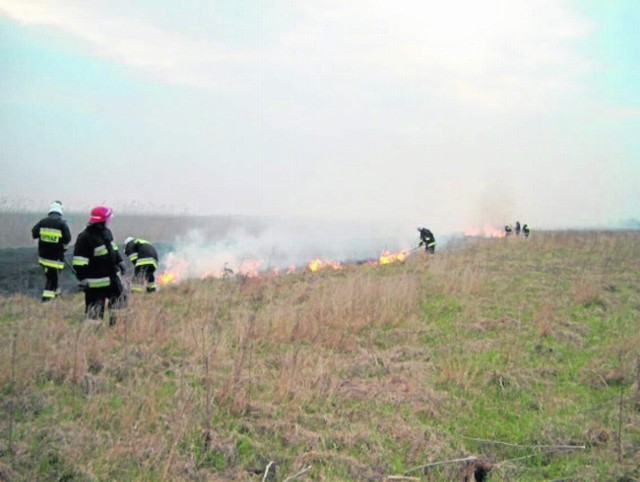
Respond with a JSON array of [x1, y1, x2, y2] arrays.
[[418, 227, 437, 254], [124, 237, 158, 293], [31, 201, 72, 302], [72, 206, 127, 326]]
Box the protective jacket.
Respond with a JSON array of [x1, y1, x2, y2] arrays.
[[124, 239, 158, 268], [72, 223, 123, 288], [31, 213, 72, 269], [419, 228, 436, 249]]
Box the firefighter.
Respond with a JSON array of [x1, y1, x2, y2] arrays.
[[72, 206, 126, 325], [515, 221, 521, 236], [123, 237, 159, 293], [31, 201, 72, 302], [523, 224, 530, 238], [417, 227, 436, 254], [505, 224, 513, 236]]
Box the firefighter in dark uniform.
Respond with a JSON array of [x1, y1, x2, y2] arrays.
[[72, 206, 126, 325], [31, 201, 72, 302], [417, 227, 436, 254], [523, 224, 530, 238], [515, 221, 521, 236], [505, 224, 513, 236], [124, 237, 159, 293]]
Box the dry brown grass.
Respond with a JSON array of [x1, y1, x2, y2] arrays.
[[426, 249, 490, 298], [572, 278, 605, 308], [534, 299, 556, 338], [1, 230, 640, 480], [436, 354, 481, 391], [0, 264, 429, 479]]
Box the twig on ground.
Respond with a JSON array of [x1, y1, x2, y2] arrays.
[[407, 443, 587, 479], [282, 464, 312, 481], [461, 436, 586, 450], [405, 456, 477, 474], [262, 461, 275, 482], [386, 476, 421, 481], [495, 453, 543, 467]]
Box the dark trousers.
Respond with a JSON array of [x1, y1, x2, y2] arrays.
[[421, 240, 435, 254], [84, 279, 126, 325], [133, 265, 157, 293], [42, 267, 61, 301]]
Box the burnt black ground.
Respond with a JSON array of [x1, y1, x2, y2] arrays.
[[0, 244, 174, 297], [0, 247, 51, 296]]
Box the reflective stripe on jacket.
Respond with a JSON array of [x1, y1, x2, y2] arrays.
[[124, 238, 158, 268], [73, 224, 122, 288], [39, 257, 65, 269], [31, 213, 71, 265]]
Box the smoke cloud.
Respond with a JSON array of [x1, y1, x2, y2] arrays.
[[159, 218, 420, 280]]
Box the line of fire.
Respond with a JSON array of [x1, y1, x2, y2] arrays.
[[156, 224, 513, 287]]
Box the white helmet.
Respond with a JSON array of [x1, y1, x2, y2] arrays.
[[124, 236, 134, 245], [49, 201, 63, 215]]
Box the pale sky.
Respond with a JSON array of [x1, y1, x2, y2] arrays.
[[1, 0, 638, 234]]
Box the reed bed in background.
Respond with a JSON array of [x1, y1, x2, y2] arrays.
[[1, 231, 639, 481], [0, 210, 250, 248]]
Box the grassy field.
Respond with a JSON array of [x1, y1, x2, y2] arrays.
[[1, 231, 639, 481]]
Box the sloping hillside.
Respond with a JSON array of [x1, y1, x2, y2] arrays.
[[1, 231, 639, 481]]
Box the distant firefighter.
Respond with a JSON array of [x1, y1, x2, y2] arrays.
[[515, 221, 521, 236], [73, 206, 126, 326], [523, 224, 530, 238], [124, 237, 159, 293], [417, 227, 436, 254], [31, 201, 72, 302], [505, 224, 513, 236]]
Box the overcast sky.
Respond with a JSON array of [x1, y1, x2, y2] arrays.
[[1, 0, 638, 234]]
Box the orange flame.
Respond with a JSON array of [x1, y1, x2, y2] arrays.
[[307, 258, 343, 272], [156, 246, 418, 286], [308, 259, 322, 272], [238, 259, 264, 278], [378, 250, 408, 265], [158, 271, 178, 285]]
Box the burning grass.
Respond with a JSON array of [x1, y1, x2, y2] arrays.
[[155, 248, 412, 287], [1, 231, 640, 480]]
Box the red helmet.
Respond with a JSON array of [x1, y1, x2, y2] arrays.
[[88, 206, 113, 224]]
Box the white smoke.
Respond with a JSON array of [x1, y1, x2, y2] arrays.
[[159, 218, 418, 280]]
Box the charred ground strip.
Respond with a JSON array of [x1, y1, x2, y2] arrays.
[[0, 248, 59, 296], [0, 244, 174, 297]]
